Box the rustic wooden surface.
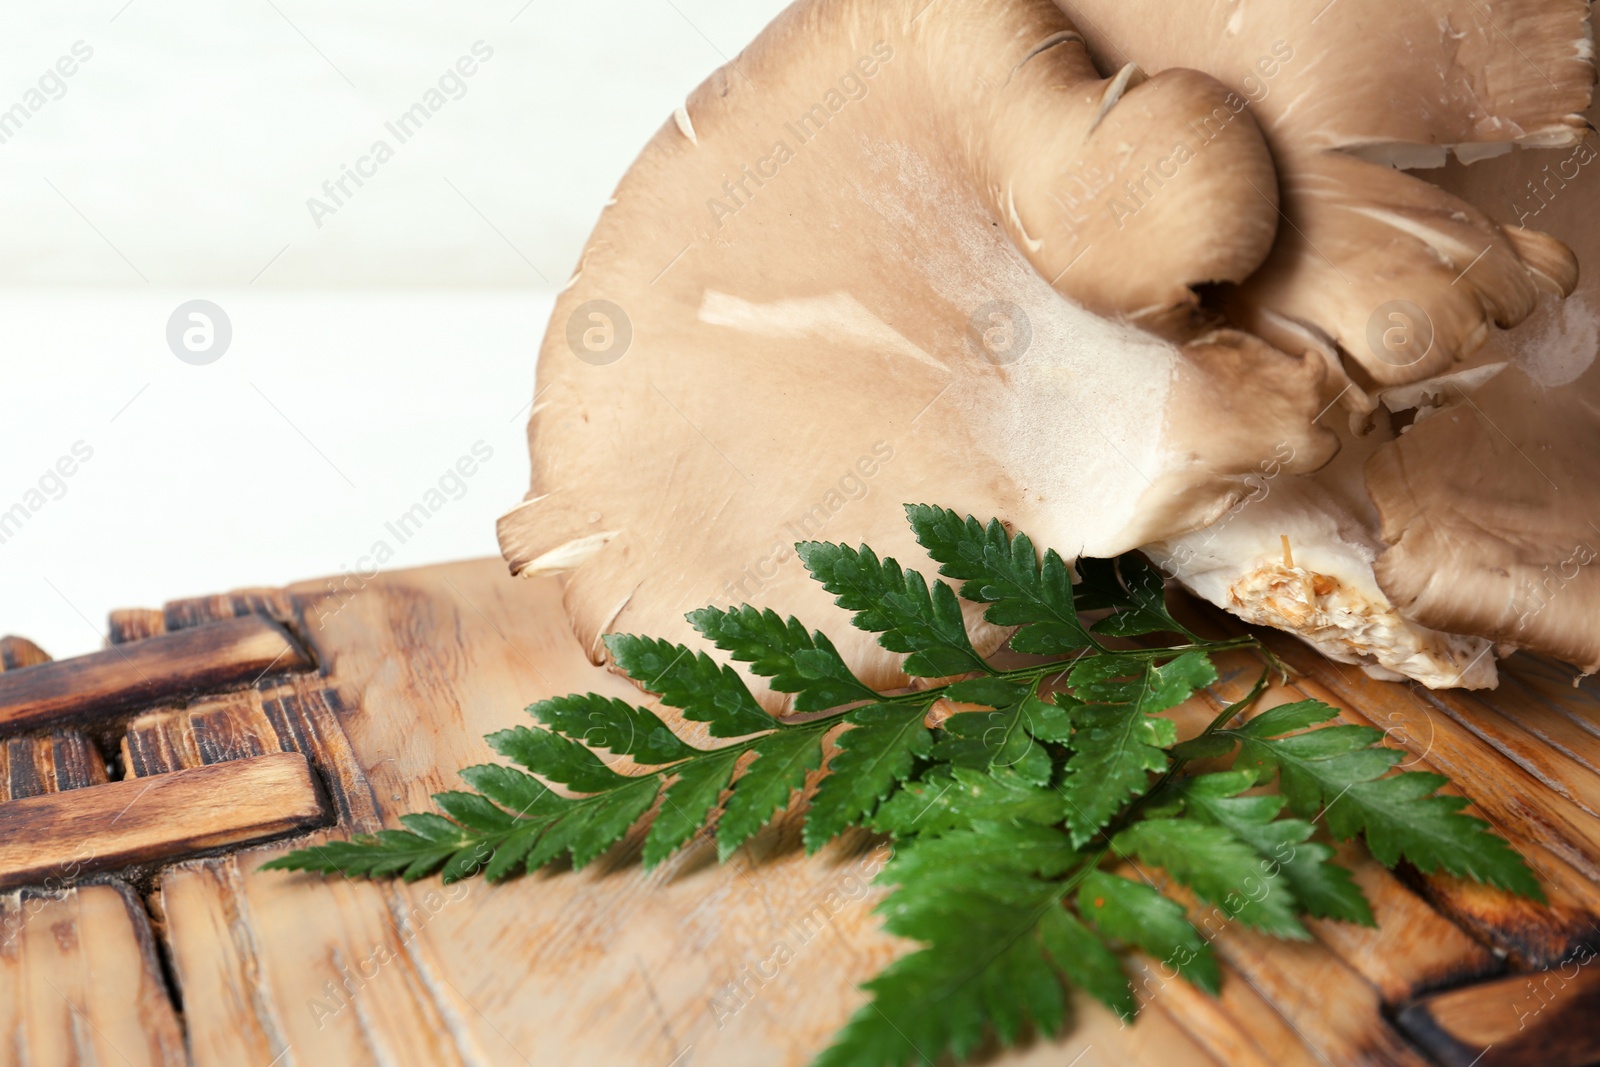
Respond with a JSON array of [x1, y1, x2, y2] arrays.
[[149, 562, 1205, 1067], [0, 558, 1597, 1065]]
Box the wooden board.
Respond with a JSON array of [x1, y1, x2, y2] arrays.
[[141, 563, 1206, 1067], [0, 558, 1598, 1065], [1398, 964, 1600, 1067]]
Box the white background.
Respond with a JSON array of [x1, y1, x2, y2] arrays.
[[0, 1, 789, 657]]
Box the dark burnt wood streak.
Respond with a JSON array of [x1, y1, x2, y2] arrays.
[[0, 614, 313, 730], [1258, 630, 1600, 970], [1, 731, 108, 798], [0, 637, 111, 800]]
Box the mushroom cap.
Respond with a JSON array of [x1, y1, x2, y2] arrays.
[[501, 0, 1333, 693], [1159, 118, 1600, 686]]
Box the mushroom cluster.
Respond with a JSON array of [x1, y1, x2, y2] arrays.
[[500, 0, 1598, 693]]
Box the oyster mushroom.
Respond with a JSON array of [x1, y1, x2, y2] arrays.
[[501, 0, 1597, 694]]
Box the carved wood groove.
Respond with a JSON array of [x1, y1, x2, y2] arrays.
[[123, 680, 382, 832]]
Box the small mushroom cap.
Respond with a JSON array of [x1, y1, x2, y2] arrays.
[[1062, 0, 1593, 384]]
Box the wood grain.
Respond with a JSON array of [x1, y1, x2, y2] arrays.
[[159, 586, 298, 635], [0, 614, 313, 730], [1, 731, 109, 799], [0, 623, 116, 801], [0, 752, 327, 888], [1130, 861, 1433, 1067], [107, 607, 167, 644], [1195, 648, 1507, 999], [1258, 631, 1600, 968], [0, 880, 185, 1066], [0, 624, 186, 1064], [1134, 953, 1323, 1067]]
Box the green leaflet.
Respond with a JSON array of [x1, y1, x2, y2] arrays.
[[804, 704, 931, 853], [813, 898, 1068, 1067], [565, 777, 660, 868], [1066, 654, 1148, 702], [526, 693, 698, 764], [882, 822, 1081, 894], [796, 539, 989, 677], [456, 763, 560, 816], [644, 749, 740, 869], [265, 504, 1542, 1067], [688, 604, 878, 711], [1071, 554, 1190, 637], [717, 725, 826, 860], [932, 682, 1065, 786], [1039, 905, 1137, 1021], [1224, 718, 1543, 899], [605, 634, 775, 737], [1061, 698, 1176, 846], [1078, 869, 1219, 994], [1234, 699, 1342, 739], [483, 821, 546, 882], [261, 831, 462, 882], [1112, 817, 1305, 939], [487, 725, 631, 794], [815, 825, 1089, 1066], [433, 791, 517, 834], [873, 766, 1068, 837], [904, 504, 1095, 655], [1178, 771, 1373, 926], [1089, 554, 1192, 638], [1059, 652, 1216, 845]]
